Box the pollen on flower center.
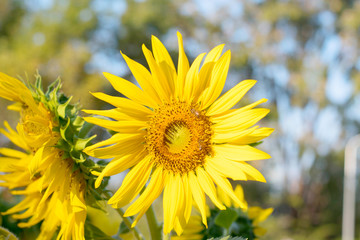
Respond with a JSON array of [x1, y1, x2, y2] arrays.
[[164, 121, 191, 154], [145, 101, 213, 174]]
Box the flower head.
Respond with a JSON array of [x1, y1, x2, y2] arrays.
[[84, 32, 273, 235], [0, 73, 95, 240]]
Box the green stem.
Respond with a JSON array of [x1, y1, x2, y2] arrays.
[[103, 192, 143, 240], [146, 205, 162, 240]]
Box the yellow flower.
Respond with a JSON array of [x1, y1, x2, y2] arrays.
[[248, 206, 273, 238], [0, 73, 87, 240], [219, 184, 273, 238], [170, 215, 204, 240], [176, 185, 272, 239], [84, 32, 273, 235]]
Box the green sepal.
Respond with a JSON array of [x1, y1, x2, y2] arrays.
[[75, 135, 96, 152], [57, 96, 73, 119], [60, 118, 72, 142], [27, 73, 109, 209]]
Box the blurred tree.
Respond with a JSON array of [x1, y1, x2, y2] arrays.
[[0, 0, 102, 113]]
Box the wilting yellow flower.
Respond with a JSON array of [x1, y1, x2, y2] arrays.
[[0, 73, 87, 240], [84, 32, 272, 235]]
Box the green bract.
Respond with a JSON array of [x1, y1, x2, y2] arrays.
[[28, 73, 108, 208]]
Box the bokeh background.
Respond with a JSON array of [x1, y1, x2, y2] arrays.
[[1, 0, 360, 239]]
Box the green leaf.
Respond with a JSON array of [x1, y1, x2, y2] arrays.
[[60, 118, 72, 142], [84, 222, 114, 240], [74, 135, 96, 151], [214, 208, 239, 230], [57, 96, 72, 118]]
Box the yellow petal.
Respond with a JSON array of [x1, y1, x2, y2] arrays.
[[199, 50, 231, 109], [182, 174, 193, 223], [84, 132, 144, 152], [103, 72, 158, 107], [204, 44, 225, 65], [124, 167, 165, 217], [90, 91, 153, 117], [121, 51, 162, 104], [232, 127, 274, 145], [0, 73, 40, 115], [212, 126, 257, 144], [211, 98, 268, 122], [2, 195, 38, 215], [216, 184, 232, 208], [0, 147, 28, 158], [214, 144, 271, 161], [152, 35, 176, 92], [28, 146, 44, 177], [233, 185, 247, 209], [207, 80, 257, 116], [142, 44, 172, 101], [206, 165, 247, 209], [206, 156, 247, 181], [87, 140, 143, 160], [83, 117, 147, 133], [183, 53, 206, 101], [108, 156, 153, 208], [196, 44, 225, 99], [188, 172, 207, 227], [248, 207, 273, 225], [213, 108, 270, 133], [237, 162, 266, 182], [1, 122, 29, 151], [196, 167, 225, 210], [163, 172, 172, 233], [175, 32, 190, 99], [163, 173, 185, 234], [95, 150, 146, 188], [82, 108, 138, 121]]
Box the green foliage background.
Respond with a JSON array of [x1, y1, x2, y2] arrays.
[[1, 0, 360, 239]]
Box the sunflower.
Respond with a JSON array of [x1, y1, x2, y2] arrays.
[[0, 73, 88, 240], [84, 32, 273, 235]]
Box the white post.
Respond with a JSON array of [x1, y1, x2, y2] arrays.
[[342, 134, 360, 240]]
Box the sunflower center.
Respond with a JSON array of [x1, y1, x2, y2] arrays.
[[165, 121, 191, 154], [145, 101, 213, 174]]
